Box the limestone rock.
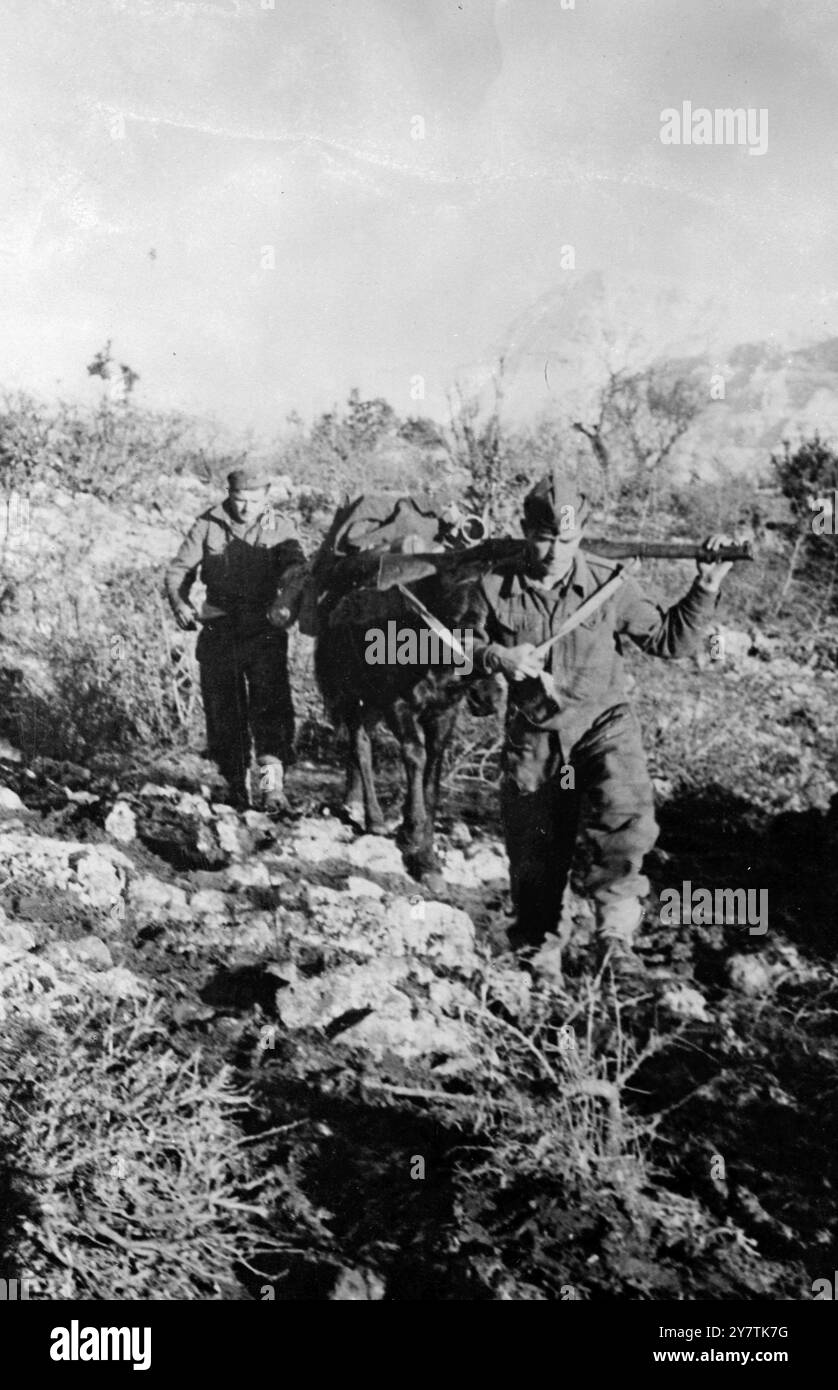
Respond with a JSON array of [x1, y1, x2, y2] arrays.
[[104, 801, 137, 844], [344, 876, 385, 900], [329, 1267, 386, 1301], [129, 875, 191, 922], [0, 920, 37, 964], [286, 817, 355, 864], [448, 820, 473, 849], [660, 983, 712, 1022], [727, 954, 773, 996], [44, 937, 114, 973], [215, 817, 253, 859], [66, 936, 114, 970], [68, 849, 126, 911], [442, 844, 507, 890], [226, 862, 271, 891], [0, 786, 25, 813], [176, 791, 213, 822], [135, 787, 238, 869], [387, 897, 478, 972], [139, 782, 180, 801], [340, 1000, 472, 1061], [276, 957, 410, 1032], [93, 966, 149, 1000], [344, 834, 406, 876], [189, 888, 231, 922]]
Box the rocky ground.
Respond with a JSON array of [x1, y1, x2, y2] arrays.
[[2, 395, 837, 1299], [0, 745, 835, 1301]]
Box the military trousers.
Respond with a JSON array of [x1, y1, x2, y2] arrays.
[[196, 621, 295, 796], [500, 702, 657, 944]]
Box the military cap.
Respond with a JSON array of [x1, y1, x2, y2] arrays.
[[523, 468, 591, 535], [227, 465, 271, 492]]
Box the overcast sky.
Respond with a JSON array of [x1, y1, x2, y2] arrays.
[[1, 0, 836, 431]]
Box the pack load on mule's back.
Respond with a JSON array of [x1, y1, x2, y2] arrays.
[[286, 492, 453, 636], [330, 492, 442, 555]]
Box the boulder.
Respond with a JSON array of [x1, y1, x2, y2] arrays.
[[344, 876, 385, 900], [727, 953, 773, 996], [659, 983, 712, 1022], [104, 801, 137, 844], [0, 786, 25, 813], [43, 937, 114, 972], [176, 791, 214, 822], [189, 888, 231, 923], [285, 816, 357, 865], [215, 817, 254, 859], [66, 936, 114, 970], [329, 1267, 386, 1302], [387, 897, 478, 972], [448, 820, 473, 849], [93, 967, 149, 1001], [129, 875, 191, 922], [68, 849, 126, 911], [442, 844, 507, 890], [0, 919, 37, 964], [276, 956, 472, 1061], [277, 956, 410, 1031], [226, 862, 271, 891], [340, 1003, 472, 1062], [344, 834, 406, 876], [135, 792, 239, 869]]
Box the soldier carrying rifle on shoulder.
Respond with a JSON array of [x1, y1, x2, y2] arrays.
[[461, 470, 736, 978]]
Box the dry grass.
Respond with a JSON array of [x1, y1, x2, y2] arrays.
[[0, 998, 290, 1300]]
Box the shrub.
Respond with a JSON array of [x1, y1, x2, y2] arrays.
[[0, 998, 286, 1300]]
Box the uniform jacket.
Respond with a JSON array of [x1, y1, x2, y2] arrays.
[[165, 502, 305, 635], [462, 550, 719, 750]]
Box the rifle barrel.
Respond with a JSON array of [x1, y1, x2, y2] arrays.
[[582, 539, 753, 561]]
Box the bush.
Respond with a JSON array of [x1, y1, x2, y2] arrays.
[[5, 567, 202, 764], [0, 998, 285, 1300], [0, 391, 250, 503]]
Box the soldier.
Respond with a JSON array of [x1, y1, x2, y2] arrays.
[[463, 471, 733, 974], [165, 466, 305, 812]]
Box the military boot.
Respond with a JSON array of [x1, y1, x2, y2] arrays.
[[527, 931, 566, 989], [594, 898, 644, 979], [258, 756, 292, 816]]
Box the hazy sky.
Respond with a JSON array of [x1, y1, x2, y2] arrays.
[[1, 0, 837, 431]]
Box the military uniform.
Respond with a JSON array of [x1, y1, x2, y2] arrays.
[[165, 488, 304, 805], [463, 488, 720, 950]]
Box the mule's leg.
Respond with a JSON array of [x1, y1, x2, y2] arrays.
[[421, 704, 459, 828], [342, 720, 366, 829], [384, 701, 436, 877], [357, 712, 387, 834], [343, 709, 386, 834]]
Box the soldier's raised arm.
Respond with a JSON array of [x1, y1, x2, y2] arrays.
[[617, 533, 732, 658]]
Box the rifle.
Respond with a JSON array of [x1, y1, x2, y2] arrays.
[[375, 537, 753, 591]]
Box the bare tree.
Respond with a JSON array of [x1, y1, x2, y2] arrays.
[[574, 365, 702, 521], [446, 357, 508, 520]]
